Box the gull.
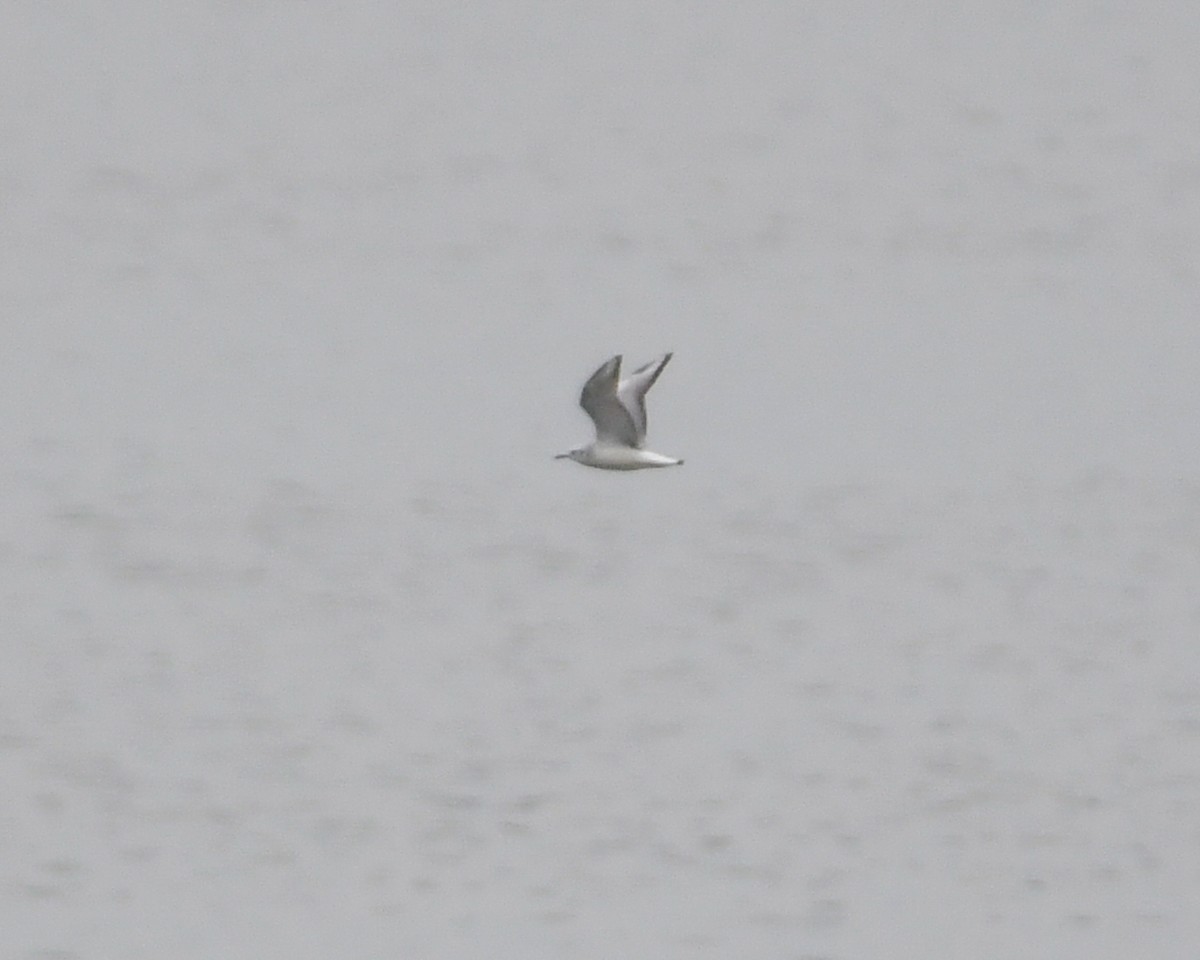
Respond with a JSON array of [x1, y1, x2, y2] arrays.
[[556, 353, 684, 470]]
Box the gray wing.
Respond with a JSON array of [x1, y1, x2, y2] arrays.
[[580, 355, 639, 447], [616, 352, 672, 445]]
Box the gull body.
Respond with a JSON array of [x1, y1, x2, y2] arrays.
[[556, 353, 683, 470]]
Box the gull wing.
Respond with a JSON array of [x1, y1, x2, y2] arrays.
[[616, 352, 672, 445], [580, 355, 639, 447]]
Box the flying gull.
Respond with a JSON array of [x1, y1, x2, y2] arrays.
[[556, 353, 683, 470]]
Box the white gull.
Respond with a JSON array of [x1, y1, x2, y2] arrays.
[[556, 353, 684, 470]]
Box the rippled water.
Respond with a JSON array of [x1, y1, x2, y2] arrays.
[[5, 475, 1198, 958]]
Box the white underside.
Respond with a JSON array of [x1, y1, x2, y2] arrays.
[[574, 444, 683, 470]]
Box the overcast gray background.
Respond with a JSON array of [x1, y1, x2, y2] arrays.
[[3, 2, 1199, 958]]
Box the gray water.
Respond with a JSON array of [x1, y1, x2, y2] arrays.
[[3, 3, 1199, 958]]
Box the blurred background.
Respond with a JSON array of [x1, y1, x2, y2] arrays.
[[2, 3, 1198, 958]]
